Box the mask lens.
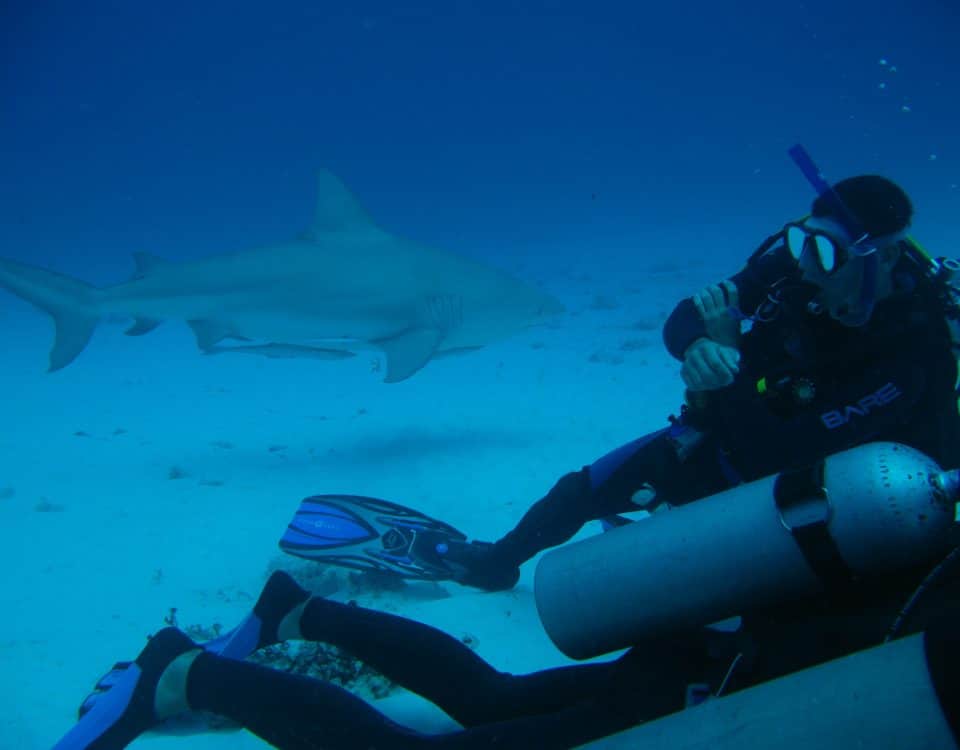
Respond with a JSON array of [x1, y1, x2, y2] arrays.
[[785, 226, 807, 261], [813, 234, 838, 273], [785, 224, 842, 274]]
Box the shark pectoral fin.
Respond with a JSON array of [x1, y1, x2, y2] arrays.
[[187, 320, 233, 351], [124, 318, 162, 336], [376, 328, 443, 383]]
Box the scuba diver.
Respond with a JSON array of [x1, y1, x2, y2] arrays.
[[438, 147, 960, 592], [52, 148, 960, 749]]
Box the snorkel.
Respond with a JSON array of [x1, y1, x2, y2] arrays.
[[788, 144, 879, 325]]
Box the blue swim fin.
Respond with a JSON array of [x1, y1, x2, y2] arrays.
[[56, 571, 309, 746], [279, 494, 468, 580]]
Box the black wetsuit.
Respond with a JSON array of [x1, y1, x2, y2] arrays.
[[178, 240, 960, 749], [185, 596, 684, 749]]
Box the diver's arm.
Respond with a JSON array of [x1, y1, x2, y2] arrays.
[[663, 243, 792, 360], [664, 277, 750, 366], [662, 299, 711, 360], [665, 286, 744, 390]]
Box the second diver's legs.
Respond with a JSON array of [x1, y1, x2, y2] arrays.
[[184, 608, 722, 750], [60, 571, 721, 750], [185, 649, 640, 750], [285, 570, 722, 728], [293, 591, 618, 726]]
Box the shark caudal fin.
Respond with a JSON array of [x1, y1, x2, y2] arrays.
[[0, 257, 100, 371]]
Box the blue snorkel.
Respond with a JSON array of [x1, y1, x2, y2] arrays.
[[788, 144, 879, 323]]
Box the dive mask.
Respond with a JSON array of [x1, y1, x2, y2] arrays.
[[783, 220, 879, 275]]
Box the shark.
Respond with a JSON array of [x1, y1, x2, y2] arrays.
[[0, 171, 564, 382]]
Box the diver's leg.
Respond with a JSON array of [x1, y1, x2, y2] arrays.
[[450, 428, 682, 590], [58, 614, 719, 750], [442, 468, 594, 590], [290, 584, 731, 728], [204, 568, 311, 657], [185, 650, 434, 750], [291, 593, 618, 726], [54, 626, 432, 750], [186, 626, 720, 750], [69, 571, 612, 742], [186, 649, 643, 750]]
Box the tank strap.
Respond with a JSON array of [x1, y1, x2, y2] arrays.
[[774, 462, 857, 593], [715, 448, 743, 486]]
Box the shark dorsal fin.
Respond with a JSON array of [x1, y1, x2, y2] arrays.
[[304, 170, 376, 239], [131, 252, 171, 279]]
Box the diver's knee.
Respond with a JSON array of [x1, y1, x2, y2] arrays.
[[551, 468, 592, 502]]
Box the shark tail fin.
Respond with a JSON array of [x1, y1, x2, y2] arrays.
[[0, 257, 101, 371]]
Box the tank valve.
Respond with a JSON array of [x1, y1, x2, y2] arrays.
[[933, 469, 960, 521]]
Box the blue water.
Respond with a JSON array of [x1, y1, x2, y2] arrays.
[[1, 2, 958, 748], [4, 0, 957, 278]]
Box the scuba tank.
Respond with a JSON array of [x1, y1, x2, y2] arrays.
[[578, 626, 960, 750], [535, 442, 959, 660]]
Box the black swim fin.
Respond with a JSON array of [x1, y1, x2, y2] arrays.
[[279, 494, 469, 581]]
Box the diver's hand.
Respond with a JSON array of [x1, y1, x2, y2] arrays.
[[682, 338, 740, 391], [692, 281, 741, 348]]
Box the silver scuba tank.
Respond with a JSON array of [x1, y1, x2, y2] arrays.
[[535, 442, 959, 660]]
